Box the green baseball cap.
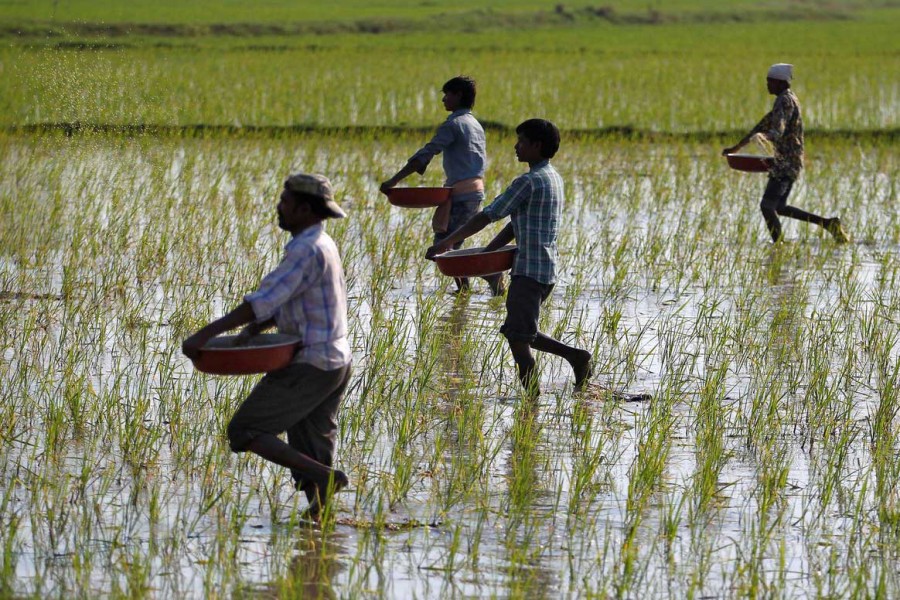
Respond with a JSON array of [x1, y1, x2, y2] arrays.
[[284, 173, 346, 218]]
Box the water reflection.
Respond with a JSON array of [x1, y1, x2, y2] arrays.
[[499, 399, 560, 598], [762, 246, 803, 356], [258, 531, 348, 599], [4, 136, 898, 597], [435, 298, 471, 395]]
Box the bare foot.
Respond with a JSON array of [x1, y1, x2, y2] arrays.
[[570, 350, 593, 391], [301, 469, 349, 522], [485, 274, 506, 297], [826, 217, 850, 243]]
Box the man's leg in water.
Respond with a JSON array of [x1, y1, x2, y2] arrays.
[[531, 333, 593, 390], [760, 176, 788, 242], [435, 193, 481, 293], [228, 363, 351, 517], [246, 434, 348, 495], [502, 276, 593, 393], [508, 339, 539, 395], [508, 331, 593, 394], [287, 365, 352, 507], [762, 176, 843, 241]]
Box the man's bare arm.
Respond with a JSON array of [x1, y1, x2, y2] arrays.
[[425, 212, 492, 258], [484, 222, 515, 252], [380, 159, 426, 194], [182, 301, 257, 359]]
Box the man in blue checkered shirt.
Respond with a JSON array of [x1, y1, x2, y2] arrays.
[[427, 119, 593, 395]]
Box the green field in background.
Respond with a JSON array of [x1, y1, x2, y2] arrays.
[[4, 0, 893, 25], [0, 1, 896, 132]]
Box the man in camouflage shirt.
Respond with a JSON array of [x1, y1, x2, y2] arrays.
[[723, 63, 849, 243]]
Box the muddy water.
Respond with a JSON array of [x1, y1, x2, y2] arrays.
[[1, 135, 899, 597]]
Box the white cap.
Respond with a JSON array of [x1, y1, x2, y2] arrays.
[[767, 63, 793, 82]]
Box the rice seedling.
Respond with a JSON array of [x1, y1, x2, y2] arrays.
[[0, 2, 898, 595]]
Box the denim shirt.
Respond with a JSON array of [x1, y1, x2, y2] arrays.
[[409, 109, 486, 186]]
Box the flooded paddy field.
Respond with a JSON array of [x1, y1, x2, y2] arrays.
[[1, 133, 899, 597]]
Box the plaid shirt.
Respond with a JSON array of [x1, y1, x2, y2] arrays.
[[482, 160, 562, 285], [244, 224, 351, 370], [410, 109, 486, 186], [747, 89, 804, 180]]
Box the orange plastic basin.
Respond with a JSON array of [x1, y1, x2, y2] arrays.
[[192, 333, 301, 375], [726, 154, 772, 173], [434, 245, 517, 277], [386, 187, 452, 208]]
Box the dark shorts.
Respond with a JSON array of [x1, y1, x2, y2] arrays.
[[433, 190, 483, 247], [500, 275, 554, 343], [227, 362, 352, 477], [761, 176, 795, 210]]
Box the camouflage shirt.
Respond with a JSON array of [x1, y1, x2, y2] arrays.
[[746, 89, 804, 180]]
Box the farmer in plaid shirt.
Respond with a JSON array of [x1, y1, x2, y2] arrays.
[[427, 119, 592, 395], [182, 173, 351, 521]]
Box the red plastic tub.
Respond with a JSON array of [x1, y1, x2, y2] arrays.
[[386, 187, 452, 208], [725, 154, 772, 173], [192, 333, 301, 375], [434, 246, 517, 277]]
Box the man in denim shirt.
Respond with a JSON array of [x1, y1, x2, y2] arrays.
[[427, 119, 593, 395], [381, 75, 503, 295]]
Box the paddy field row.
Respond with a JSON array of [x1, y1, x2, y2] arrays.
[[1, 132, 899, 596]]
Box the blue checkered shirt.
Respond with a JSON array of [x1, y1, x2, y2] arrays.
[[409, 109, 486, 186], [244, 224, 351, 370], [482, 160, 562, 285]]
